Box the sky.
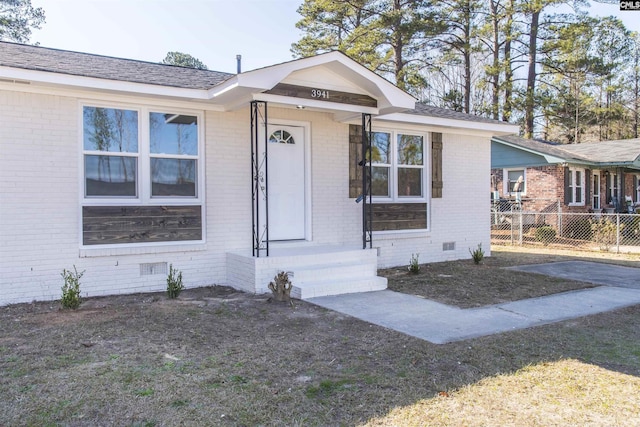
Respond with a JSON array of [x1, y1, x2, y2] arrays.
[[29, 0, 640, 75]]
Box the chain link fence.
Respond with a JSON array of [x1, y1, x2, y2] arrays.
[[491, 200, 640, 253]]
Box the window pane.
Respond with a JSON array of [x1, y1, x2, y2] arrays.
[[397, 134, 423, 165], [151, 158, 197, 197], [508, 170, 525, 193], [150, 112, 198, 155], [83, 107, 138, 152], [398, 168, 422, 197], [371, 166, 389, 197], [85, 155, 137, 196], [370, 132, 390, 164]]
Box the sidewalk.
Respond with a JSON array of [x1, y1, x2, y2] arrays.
[[308, 261, 640, 344]]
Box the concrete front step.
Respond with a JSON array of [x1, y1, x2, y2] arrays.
[[291, 276, 388, 300], [226, 245, 386, 297], [289, 260, 378, 283]]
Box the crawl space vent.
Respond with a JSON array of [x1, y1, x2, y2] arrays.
[[140, 262, 168, 276], [442, 242, 456, 251]]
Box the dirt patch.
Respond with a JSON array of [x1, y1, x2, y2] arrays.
[[1, 249, 639, 426], [381, 247, 637, 308]]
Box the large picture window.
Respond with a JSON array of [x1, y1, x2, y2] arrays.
[[83, 107, 139, 197], [83, 106, 201, 201], [371, 130, 425, 200], [149, 113, 198, 197]]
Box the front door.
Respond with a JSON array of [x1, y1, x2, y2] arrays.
[[267, 124, 306, 240]]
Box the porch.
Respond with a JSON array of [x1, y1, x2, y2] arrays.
[[226, 244, 387, 299]]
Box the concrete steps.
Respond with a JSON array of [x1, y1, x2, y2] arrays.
[[286, 250, 387, 299]]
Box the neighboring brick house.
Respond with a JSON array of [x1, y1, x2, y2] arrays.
[[491, 135, 640, 214], [0, 41, 517, 305]]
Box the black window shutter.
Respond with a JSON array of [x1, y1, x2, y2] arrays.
[[349, 124, 363, 198], [431, 133, 443, 198], [564, 167, 570, 205]]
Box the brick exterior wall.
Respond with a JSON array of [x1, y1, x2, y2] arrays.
[[1, 88, 498, 305], [492, 165, 640, 215]]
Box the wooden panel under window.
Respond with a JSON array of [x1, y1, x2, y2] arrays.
[[82, 206, 202, 245], [366, 203, 427, 231]]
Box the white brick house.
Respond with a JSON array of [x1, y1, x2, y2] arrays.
[[0, 42, 518, 305]]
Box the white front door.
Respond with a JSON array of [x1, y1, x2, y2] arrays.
[[267, 124, 306, 240]]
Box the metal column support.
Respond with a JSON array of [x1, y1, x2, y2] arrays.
[[251, 101, 269, 257], [362, 113, 373, 249]]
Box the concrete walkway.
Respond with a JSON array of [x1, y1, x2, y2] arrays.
[[308, 261, 640, 344]]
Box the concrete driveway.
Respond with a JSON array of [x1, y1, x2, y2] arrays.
[[308, 261, 640, 344]]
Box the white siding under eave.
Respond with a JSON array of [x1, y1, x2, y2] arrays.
[[374, 133, 491, 268]]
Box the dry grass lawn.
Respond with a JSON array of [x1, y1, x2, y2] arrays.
[[0, 246, 638, 426]]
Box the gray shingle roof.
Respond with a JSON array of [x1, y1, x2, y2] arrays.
[[0, 41, 234, 89], [560, 138, 640, 163], [493, 135, 640, 165], [408, 103, 512, 125]]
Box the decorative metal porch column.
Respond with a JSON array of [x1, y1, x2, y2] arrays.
[[251, 101, 269, 257], [362, 113, 373, 249]]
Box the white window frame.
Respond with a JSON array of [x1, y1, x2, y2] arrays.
[[371, 128, 428, 203], [636, 175, 640, 203], [503, 168, 526, 196], [80, 102, 205, 207], [608, 172, 618, 204], [592, 171, 600, 210], [568, 167, 585, 206]]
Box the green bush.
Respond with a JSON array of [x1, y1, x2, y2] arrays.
[[167, 264, 184, 299], [61, 265, 84, 309], [563, 218, 593, 240], [469, 243, 484, 264], [535, 226, 556, 246], [408, 253, 420, 274], [591, 219, 622, 251]]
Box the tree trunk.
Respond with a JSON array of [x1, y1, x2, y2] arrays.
[[502, 0, 514, 123], [524, 10, 539, 138], [490, 0, 500, 120]]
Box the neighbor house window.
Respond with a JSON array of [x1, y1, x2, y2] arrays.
[[371, 130, 425, 200], [607, 172, 618, 204], [636, 175, 640, 203], [592, 172, 600, 210], [568, 168, 585, 205], [505, 169, 526, 195]]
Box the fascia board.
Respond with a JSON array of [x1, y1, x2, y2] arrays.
[[0, 66, 210, 100], [253, 92, 379, 115], [378, 112, 520, 135]]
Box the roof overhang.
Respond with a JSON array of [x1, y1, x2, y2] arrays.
[[376, 112, 519, 135], [210, 51, 416, 116], [1, 51, 417, 118]]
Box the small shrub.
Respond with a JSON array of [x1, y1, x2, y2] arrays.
[[563, 218, 593, 240], [469, 243, 484, 264], [408, 253, 420, 274], [166, 264, 184, 299], [61, 265, 84, 309], [591, 218, 622, 251], [535, 226, 556, 246]]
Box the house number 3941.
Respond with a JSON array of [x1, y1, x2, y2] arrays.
[[311, 89, 330, 99]]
